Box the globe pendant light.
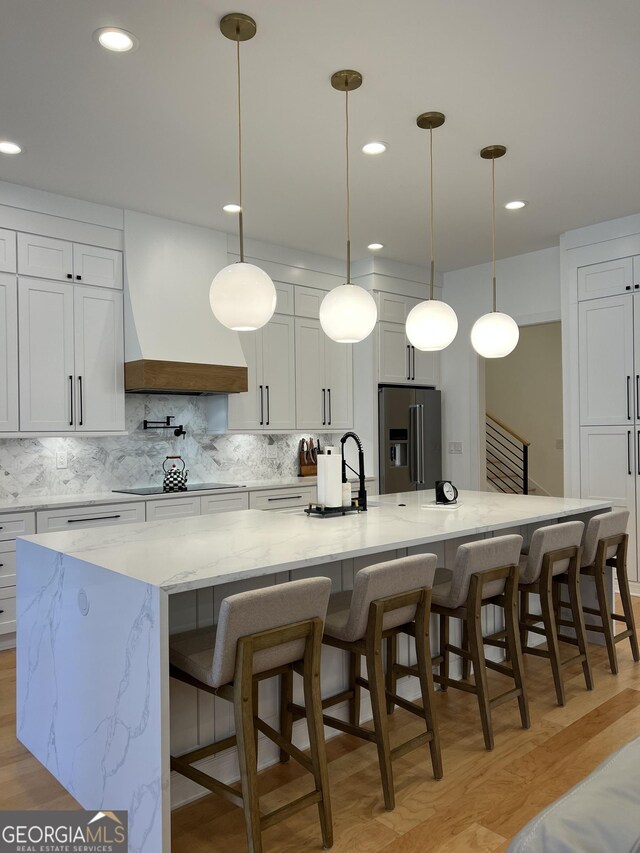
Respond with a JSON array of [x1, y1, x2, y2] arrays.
[[319, 70, 377, 344], [209, 13, 276, 332], [470, 145, 519, 358], [406, 112, 458, 352]]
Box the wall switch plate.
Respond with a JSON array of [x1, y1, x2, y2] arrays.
[[448, 442, 463, 454], [56, 450, 68, 469], [266, 445, 277, 460]]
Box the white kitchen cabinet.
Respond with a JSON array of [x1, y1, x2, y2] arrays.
[[19, 278, 124, 432], [295, 317, 353, 430], [36, 502, 145, 532], [378, 321, 436, 386], [0, 229, 16, 273], [73, 287, 124, 431], [377, 292, 420, 324], [72, 244, 123, 289], [17, 233, 123, 289], [294, 285, 327, 319], [19, 278, 75, 431], [0, 511, 36, 643], [146, 497, 201, 522], [0, 274, 18, 431], [200, 492, 249, 514], [577, 257, 634, 300], [227, 314, 295, 430], [249, 485, 316, 511], [274, 282, 294, 315]]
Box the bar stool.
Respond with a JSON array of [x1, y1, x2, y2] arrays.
[[169, 577, 333, 853], [292, 554, 441, 812], [431, 534, 529, 751], [558, 509, 639, 675], [516, 521, 593, 706]]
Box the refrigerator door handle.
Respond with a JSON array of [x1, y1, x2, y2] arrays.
[[417, 403, 425, 483], [409, 404, 419, 484]]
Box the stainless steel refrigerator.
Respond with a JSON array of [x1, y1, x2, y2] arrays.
[[378, 385, 442, 494]]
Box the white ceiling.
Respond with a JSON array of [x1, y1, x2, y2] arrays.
[[2, 0, 640, 271]]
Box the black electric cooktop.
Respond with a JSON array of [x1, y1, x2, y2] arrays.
[[113, 483, 244, 496]]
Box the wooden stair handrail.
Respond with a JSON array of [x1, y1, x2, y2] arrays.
[[486, 412, 531, 447]]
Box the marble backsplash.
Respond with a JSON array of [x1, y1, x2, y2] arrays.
[[0, 396, 334, 500]]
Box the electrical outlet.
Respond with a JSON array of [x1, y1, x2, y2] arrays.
[[448, 442, 463, 454], [56, 450, 68, 469], [266, 445, 277, 460]]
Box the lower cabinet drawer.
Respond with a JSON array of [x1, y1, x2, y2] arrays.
[[146, 497, 201, 522], [36, 501, 146, 532], [0, 541, 16, 588], [250, 486, 316, 511], [201, 492, 249, 515], [0, 512, 35, 541], [0, 587, 16, 635]]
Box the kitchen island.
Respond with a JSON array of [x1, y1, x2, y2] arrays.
[[16, 490, 611, 852]]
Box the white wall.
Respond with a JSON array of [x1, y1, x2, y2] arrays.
[[441, 246, 560, 488]]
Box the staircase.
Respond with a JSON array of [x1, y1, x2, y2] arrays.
[[486, 413, 530, 495]]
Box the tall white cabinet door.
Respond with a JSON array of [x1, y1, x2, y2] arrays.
[[73, 287, 124, 431], [0, 229, 16, 273], [578, 295, 634, 426], [633, 297, 640, 423], [295, 317, 325, 429], [0, 275, 18, 431], [262, 314, 295, 430], [413, 347, 438, 386], [227, 330, 262, 430], [379, 322, 411, 384], [324, 336, 353, 429], [17, 234, 73, 281], [73, 245, 123, 290], [19, 279, 75, 431]]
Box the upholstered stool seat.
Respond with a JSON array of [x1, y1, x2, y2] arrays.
[[431, 534, 530, 751], [295, 554, 441, 812], [169, 577, 333, 853]]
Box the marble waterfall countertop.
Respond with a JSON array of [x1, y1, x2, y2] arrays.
[[18, 490, 610, 594]]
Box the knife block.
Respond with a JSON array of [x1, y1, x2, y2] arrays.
[[299, 454, 317, 477]]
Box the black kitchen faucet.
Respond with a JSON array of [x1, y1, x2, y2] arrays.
[[340, 431, 367, 511]]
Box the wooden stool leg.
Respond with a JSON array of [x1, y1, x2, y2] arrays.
[[503, 572, 530, 731], [252, 680, 260, 758], [415, 616, 443, 780], [616, 558, 640, 662], [366, 609, 395, 811], [539, 569, 565, 706], [385, 634, 397, 715], [279, 667, 294, 763], [303, 624, 333, 850], [439, 613, 449, 691], [519, 589, 529, 652], [461, 619, 471, 679], [348, 652, 361, 726], [593, 564, 618, 674], [566, 564, 594, 691], [466, 604, 494, 751], [234, 652, 262, 853]]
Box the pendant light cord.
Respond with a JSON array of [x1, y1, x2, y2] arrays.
[[236, 37, 244, 262], [345, 88, 351, 285], [492, 154, 497, 312], [429, 127, 435, 301]]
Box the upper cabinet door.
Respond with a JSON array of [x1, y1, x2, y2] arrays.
[[324, 336, 353, 429], [227, 328, 261, 430], [72, 244, 123, 290], [412, 347, 438, 386], [295, 317, 325, 430], [19, 278, 75, 431], [578, 295, 634, 426], [378, 322, 412, 385], [262, 314, 296, 430], [73, 287, 124, 431], [577, 257, 633, 301], [0, 229, 16, 273], [17, 234, 73, 281], [377, 292, 420, 324], [0, 274, 18, 431]]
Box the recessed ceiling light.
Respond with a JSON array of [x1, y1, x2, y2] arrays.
[[0, 140, 22, 155], [93, 27, 139, 53], [223, 203, 242, 213], [505, 200, 527, 210], [368, 242, 384, 251], [362, 142, 387, 155]]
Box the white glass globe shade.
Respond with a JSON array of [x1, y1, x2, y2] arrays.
[[406, 300, 458, 351], [209, 262, 277, 331], [319, 284, 378, 343], [470, 311, 520, 358]]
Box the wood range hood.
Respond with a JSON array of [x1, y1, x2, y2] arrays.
[[125, 359, 247, 395]]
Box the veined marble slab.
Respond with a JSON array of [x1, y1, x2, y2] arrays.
[[19, 490, 610, 594]]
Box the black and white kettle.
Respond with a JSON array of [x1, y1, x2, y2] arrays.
[[163, 456, 188, 492]]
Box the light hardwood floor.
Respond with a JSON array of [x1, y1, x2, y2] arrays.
[[1, 599, 639, 852]]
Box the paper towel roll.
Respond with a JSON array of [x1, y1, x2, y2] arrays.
[[318, 447, 342, 508]]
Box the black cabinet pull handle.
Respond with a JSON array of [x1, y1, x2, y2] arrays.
[[69, 375, 74, 425], [322, 389, 326, 426], [266, 385, 270, 426], [406, 345, 411, 381], [78, 376, 83, 426], [412, 346, 416, 381], [636, 375, 639, 421], [0, 564, 4, 568], [66, 273, 73, 279], [268, 495, 302, 501], [76, 274, 82, 281], [626, 285, 632, 291], [259, 385, 264, 425], [0, 610, 4, 615], [67, 514, 121, 524], [327, 388, 332, 425], [628, 430, 632, 475], [627, 376, 632, 420]]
